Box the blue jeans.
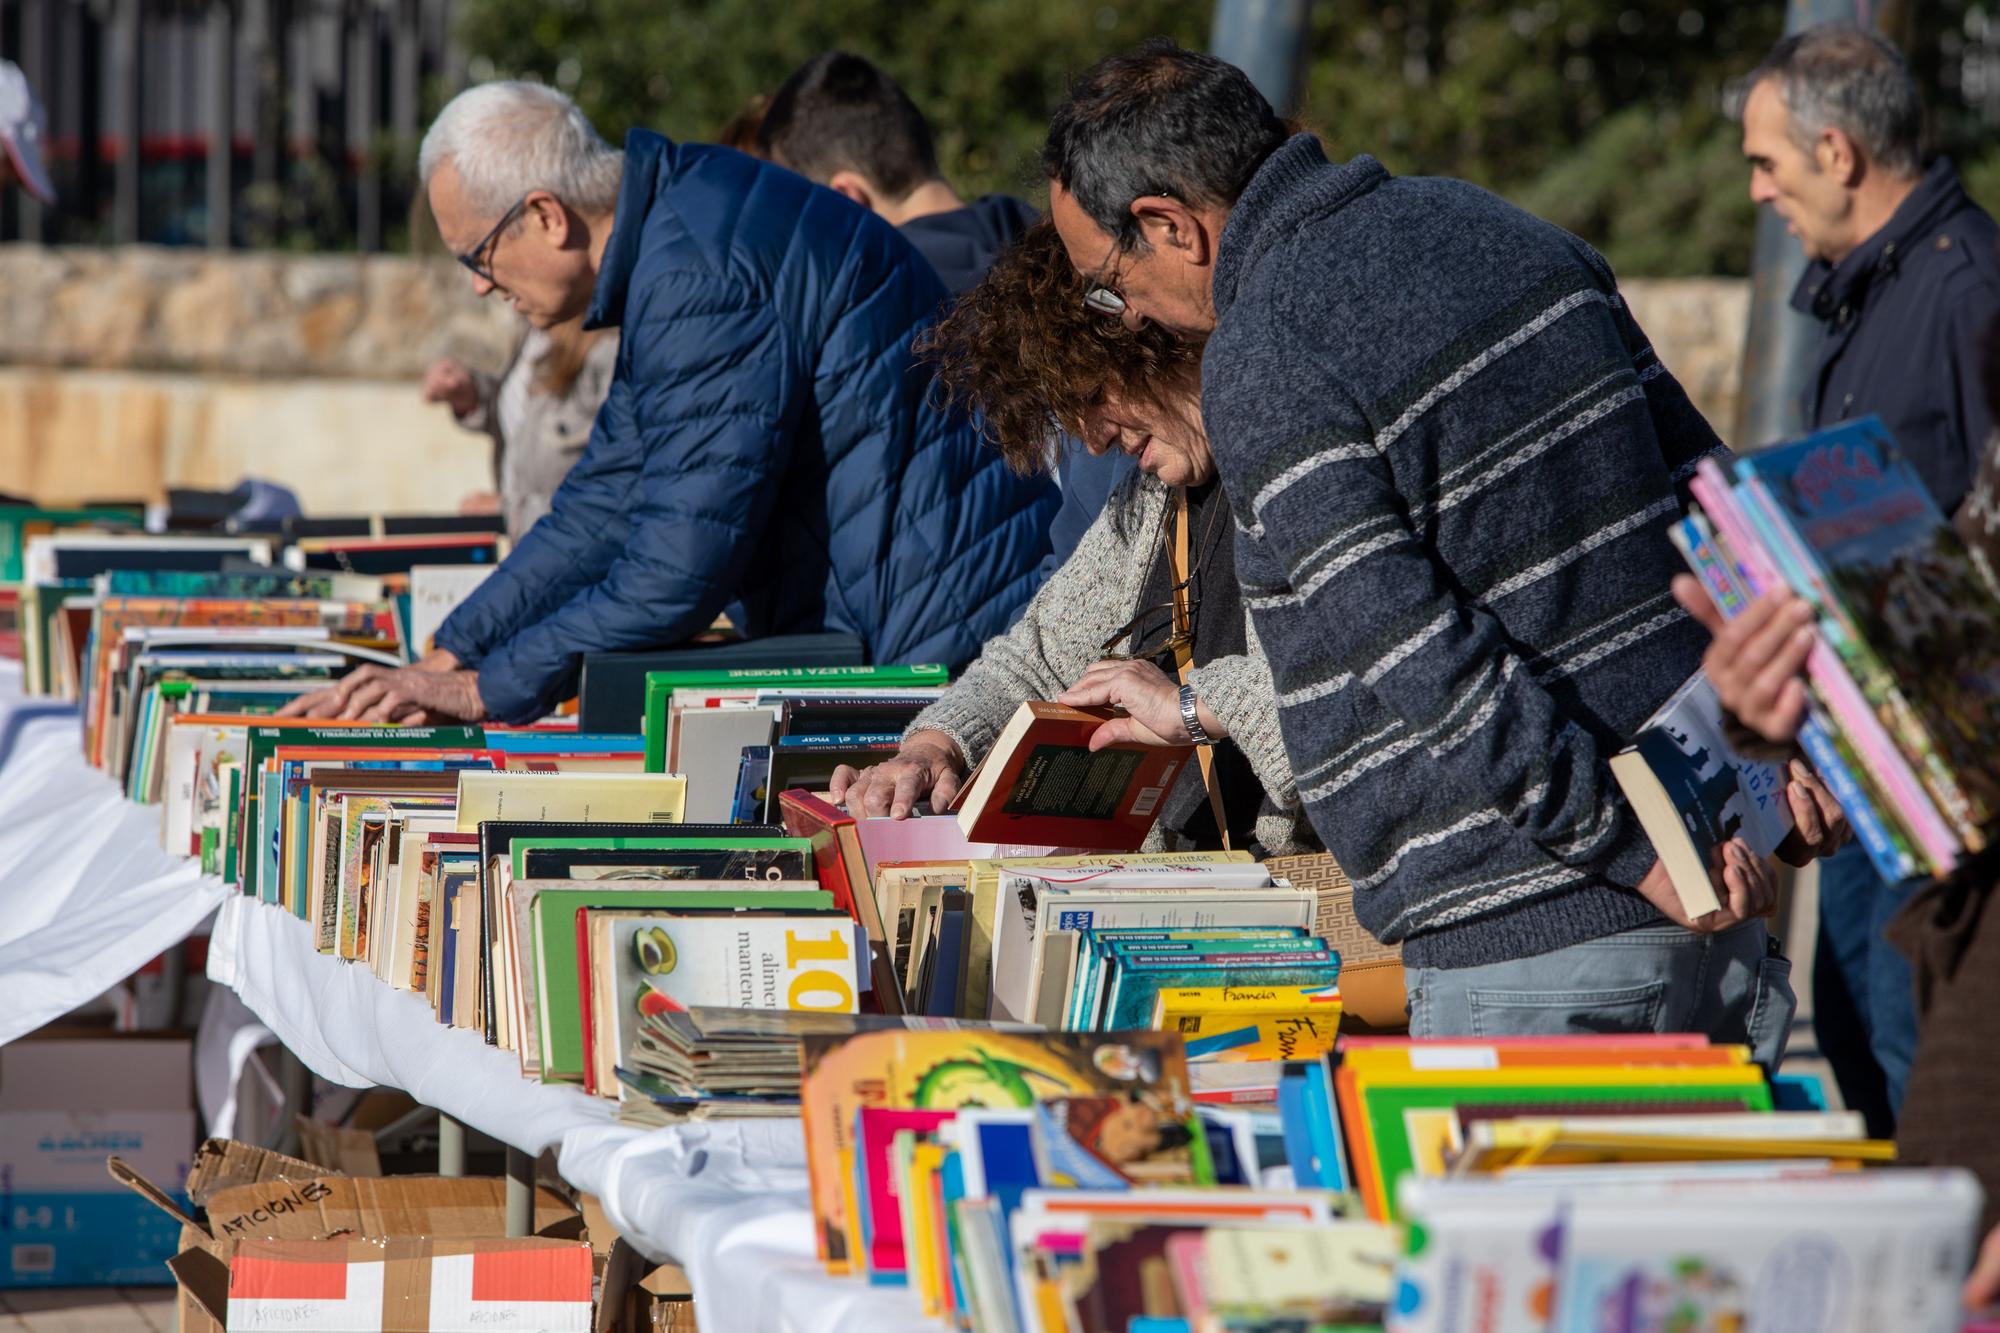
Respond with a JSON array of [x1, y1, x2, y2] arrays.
[[1405, 918, 1796, 1071], [1813, 841, 1920, 1138]]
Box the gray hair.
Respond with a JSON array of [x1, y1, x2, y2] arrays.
[[418, 80, 624, 217], [1740, 25, 1924, 178]]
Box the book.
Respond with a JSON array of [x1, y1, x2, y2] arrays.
[[576, 632, 867, 734], [778, 790, 904, 1012], [406, 564, 496, 656], [1153, 985, 1344, 1062], [642, 663, 948, 771], [479, 821, 778, 1048], [291, 532, 505, 575], [801, 1028, 1195, 1272], [453, 770, 688, 831], [0, 504, 143, 581], [731, 745, 772, 823], [1339, 1061, 1771, 1222], [1690, 459, 1961, 874], [519, 880, 834, 1082], [581, 908, 861, 1096], [512, 836, 811, 883], [950, 701, 1191, 850], [986, 862, 1290, 1026], [1671, 511, 1917, 884], [1737, 417, 2000, 850], [1608, 673, 1794, 919], [668, 706, 779, 823]]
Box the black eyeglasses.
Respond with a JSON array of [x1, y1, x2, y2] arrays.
[[456, 193, 532, 284]]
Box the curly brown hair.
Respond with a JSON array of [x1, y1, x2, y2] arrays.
[[919, 220, 1201, 477]]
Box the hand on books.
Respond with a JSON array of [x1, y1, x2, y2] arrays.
[[278, 664, 487, 724], [1967, 1222, 2000, 1312], [1774, 757, 1851, 865], [1058, 659, 1224, 750], [831, 729, 966, 819], [1671, 575, 1815, 744], [1634, 838, 1776, 932]]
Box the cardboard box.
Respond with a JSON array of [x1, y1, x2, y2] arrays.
[[112, 1141, 583, 1333], [0, 1033, 194, 1286], [228, 1236, 594, 1333]]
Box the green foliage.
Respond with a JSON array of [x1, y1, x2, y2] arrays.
[[455, 0, 1205, 207], [455, 0, 2000, 277]]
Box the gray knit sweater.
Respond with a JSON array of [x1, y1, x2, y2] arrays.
[[911, 470, 1312, 856], [1203, 135, 1727, 969]]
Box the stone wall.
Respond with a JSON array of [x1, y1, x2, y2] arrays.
[[0, 245, 1756, 513], [0, 245, 516, 377], [1622, 278, 1751, 444]]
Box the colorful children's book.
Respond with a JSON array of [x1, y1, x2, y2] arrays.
[[800, 1028, 1195, 1273], [1154, 984, 1343, 1062], [1737, 416, 2000, 849]]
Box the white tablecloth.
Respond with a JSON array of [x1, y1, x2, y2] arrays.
[[0, 665, 230, 1045], [206, 893, 616, 1153], [558, 1120, 933, 1333]]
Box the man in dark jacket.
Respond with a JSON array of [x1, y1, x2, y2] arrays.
[[1041, 42, 1846, 1055], [290, 80, 1054, 725], [1737, 24, 2000, 1135], [759, 50, 1132, 576], [1741, 25, 2000, 514]]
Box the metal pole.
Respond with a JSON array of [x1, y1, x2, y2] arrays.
[[1209, 0, 1314, 117], [205, 0, 234, 248], [278, 1048, 311, 1156], [108, 0, 141, 243], [504, 1146, 533, 1238], [14, 0, 49, 242], [349, 1, 380, 250], [1734, 0, 1910, 450], [437, 1112, 465, 1176]]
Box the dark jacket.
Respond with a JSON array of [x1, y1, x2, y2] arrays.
[[1037, 440, 1138, 586], [1794, 158, 2000, 516], [1202, 134, 1723, 968], [898, 194, 1038, 297], [437, 133, 1056, 723]]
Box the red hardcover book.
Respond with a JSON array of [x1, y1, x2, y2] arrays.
[[949, 702, 1192, 851], [778, 789, 868, 924], [779, 788, 902, 1014]]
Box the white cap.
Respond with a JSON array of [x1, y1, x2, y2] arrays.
[[0, 59, 55, 204]]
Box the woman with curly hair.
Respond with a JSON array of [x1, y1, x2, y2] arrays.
[[830, 221, 1312, 856]]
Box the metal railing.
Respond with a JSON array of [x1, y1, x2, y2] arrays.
[[1, 0, 462, 250]]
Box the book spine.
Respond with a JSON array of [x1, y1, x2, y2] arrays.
[[1794, 709, 1915, 883], [1737, 475, 1985, 849], [1692, 463, 1957, 875], [1681, 507, 1915, 881]]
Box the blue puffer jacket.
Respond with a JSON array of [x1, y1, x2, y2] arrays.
[[436, 132, 1056, 723]]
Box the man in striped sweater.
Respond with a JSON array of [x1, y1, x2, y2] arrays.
[[1042, 43, 1823, 1056]]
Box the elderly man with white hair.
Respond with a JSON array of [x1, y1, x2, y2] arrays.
[[289, 81, 1055, 725]]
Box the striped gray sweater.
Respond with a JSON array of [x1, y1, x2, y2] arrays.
[[1202, 135, 1727, 969]]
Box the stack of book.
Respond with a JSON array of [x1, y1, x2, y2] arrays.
[[1672, 416, 2000, 883], [795, 1023, 1395, 1325], [638, 661, 949, 822], [786, 1021, 1983, 1331]]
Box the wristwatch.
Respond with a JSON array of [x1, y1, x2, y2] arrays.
[[1178, 684, 1213, 745]]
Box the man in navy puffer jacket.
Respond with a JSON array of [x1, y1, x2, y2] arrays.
[[289, 81, 1054, 725]]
